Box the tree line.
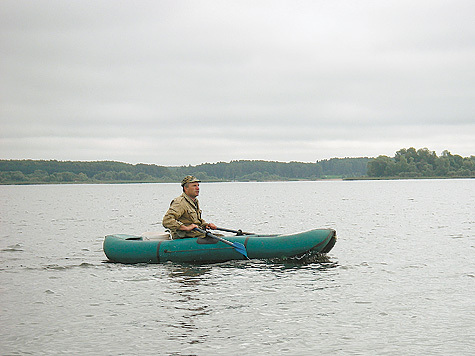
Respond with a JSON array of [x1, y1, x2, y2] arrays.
[[0, 157, 370, 184], [1, 148, 473, 184], [367, 148, 475, 178]]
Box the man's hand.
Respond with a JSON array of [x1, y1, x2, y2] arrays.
[[207, 223, 217, 230], [179, 223, 199, 231]]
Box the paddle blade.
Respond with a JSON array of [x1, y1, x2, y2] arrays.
[[232, 242, 249, 259]]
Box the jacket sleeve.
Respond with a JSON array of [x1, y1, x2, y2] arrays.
[[162, 199, 186, 231]]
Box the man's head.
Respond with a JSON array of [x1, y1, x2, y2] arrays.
[[181, 175, 201, 199]]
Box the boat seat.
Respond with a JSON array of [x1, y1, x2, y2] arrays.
[[141, 231, 171, 241]]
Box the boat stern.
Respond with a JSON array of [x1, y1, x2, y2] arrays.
[[311, 229, 337, 254]]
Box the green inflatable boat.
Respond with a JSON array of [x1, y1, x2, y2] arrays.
[[103, 228, 336, 264]]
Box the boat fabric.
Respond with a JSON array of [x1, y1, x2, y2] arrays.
[[104, 228, 336, 264]]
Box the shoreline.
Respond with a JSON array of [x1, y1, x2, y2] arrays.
[[343, 176, 475, 181], [2, 176, 475, 185]]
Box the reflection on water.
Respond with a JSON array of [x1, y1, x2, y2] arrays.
[[164, 265, 213, 345], [159, 256, 340, 348]]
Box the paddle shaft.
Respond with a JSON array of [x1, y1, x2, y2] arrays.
[[215, 227, 253, 235], [194, 227, 249, 259], [194, 227, 234, 247]]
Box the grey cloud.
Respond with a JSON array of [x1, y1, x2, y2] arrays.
[[1, 0, 474, 165]]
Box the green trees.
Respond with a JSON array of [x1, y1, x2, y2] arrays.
[[367, 156, 395, 177], [317, 157, 369, 177], [0, 157, 371, 184], [0, 160, 173, 184], [187, 160, 324, 181], [367, 148, 475, 178], [186, 158, 369, 181], [1, 149, 472, 184]]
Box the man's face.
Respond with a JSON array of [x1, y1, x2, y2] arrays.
[[184, 182, 200, 199]]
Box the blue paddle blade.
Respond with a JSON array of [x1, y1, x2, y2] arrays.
[[232, 242, 249, 259]]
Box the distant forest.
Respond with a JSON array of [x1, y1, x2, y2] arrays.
[[0, 157, 369, 184], [367, 148, 475, 178], [1, 148, 473, 184]]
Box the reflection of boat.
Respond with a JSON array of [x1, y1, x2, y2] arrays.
[[103, 228, 336, 264]]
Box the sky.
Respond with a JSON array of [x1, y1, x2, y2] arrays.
[[1, 0, 474, 166]]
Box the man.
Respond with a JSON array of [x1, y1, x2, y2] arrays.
[[162, 175, 217, 239]]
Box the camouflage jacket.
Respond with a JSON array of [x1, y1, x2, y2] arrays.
[[162, 193, 207, 238]]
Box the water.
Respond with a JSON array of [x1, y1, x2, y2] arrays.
[[1, 180, 474, 355]]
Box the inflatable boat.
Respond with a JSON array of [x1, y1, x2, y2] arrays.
[[103, 228, 336, 264]]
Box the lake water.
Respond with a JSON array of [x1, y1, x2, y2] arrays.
[[1, 180, 474, 356]]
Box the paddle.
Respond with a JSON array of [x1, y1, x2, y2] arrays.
[[214, 227, 254, 236], [194, 227, 249, 259]]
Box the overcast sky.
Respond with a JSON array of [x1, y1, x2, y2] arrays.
[[1, 0, 474, 166]]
